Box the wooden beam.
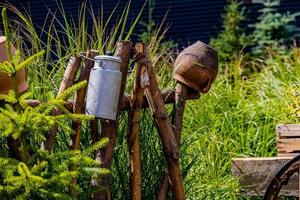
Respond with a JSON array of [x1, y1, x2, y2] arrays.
[[127, 56, 146, 200], [137, 43, 185, 200], [158, 83, 189, 200], [232, 157, 299, 197], [94, 41, 133, 200], [70, 50, 98, 197], [26, 90, 200, 111], [44, 56, 81, 152]]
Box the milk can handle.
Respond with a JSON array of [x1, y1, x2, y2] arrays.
[[79, 54, 105, 68], [80, 53, 134, 73]]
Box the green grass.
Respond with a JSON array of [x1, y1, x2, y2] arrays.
[[109, 49, 300, 199], [182, 49, 299, 199], [1, 1, 300, 199]]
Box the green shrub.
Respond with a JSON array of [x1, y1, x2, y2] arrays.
[[251, 0, 300, 55], [0, 7, 109, 200], [210, 0, 250, 65]]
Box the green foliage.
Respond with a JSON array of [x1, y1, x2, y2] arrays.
[[0, 78, 107, 199], [1, 1, 300, 199], [0, 60, 107, 199], [182, 49, 299, 199], [139, 0, 156, 42], [0, 141, 109, 200], [0, 7, 109, 199], [251, 0, 300, 55], [0, 50, 43, 74], [210, 0, 250, 64]]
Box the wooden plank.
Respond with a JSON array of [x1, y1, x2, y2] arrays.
[[277, 138, 300, 153], [277, 124, 300, 131], [276, 124, 300, 155], [278, 153, 300, 157], [278, 130, 300, 137], [232, 157, 299, 197]]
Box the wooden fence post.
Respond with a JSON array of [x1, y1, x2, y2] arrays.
[[44, 56, 81, 152], [158, 82, 188, 199], [127, 44, 151, 200], [69, 50, 98, 196], [93, 41, 133, 200], [135, 43, 185, 200]]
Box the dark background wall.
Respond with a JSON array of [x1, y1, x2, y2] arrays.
[[3, 0, 300, 45]]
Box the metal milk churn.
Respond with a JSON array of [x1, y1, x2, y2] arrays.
[[85, 54, 122, 120]]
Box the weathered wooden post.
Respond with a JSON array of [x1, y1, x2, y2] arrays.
[[127, 43, 150, 200], [134, 42, 186, 200], [158, 41, 218, 199], [93, 41, 133, 200], [44, 56, 82, 152], [69, 50, 98, 197]]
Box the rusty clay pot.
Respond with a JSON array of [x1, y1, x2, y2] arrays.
[[174, 41, 218, 93], [0, 36, 28, 94]]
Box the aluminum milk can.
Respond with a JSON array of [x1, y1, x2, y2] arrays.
[[86, 55, 122, 120]]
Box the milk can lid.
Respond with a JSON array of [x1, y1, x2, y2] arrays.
[[94, 55, 122, 63]]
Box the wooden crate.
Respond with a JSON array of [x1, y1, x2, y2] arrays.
[[277, 124, 300, 156], [232, 157, 297, 196], [232, 124, 300, 196]]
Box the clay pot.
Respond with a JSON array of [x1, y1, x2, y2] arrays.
[[0, 36, 28, 94], [174, 41, 218, 93]]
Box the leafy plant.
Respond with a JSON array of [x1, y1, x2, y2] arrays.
[[210, 0, 250, 64], [251, 0, 300, 55], [0, 0, 145, 100], [0, 8, 108, 199]]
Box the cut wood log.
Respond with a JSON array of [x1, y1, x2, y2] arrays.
[[136, 43, 185, 200], [44, 56, 81, 152], [232, 157, 298, 197], [94, 41, 133, 200]]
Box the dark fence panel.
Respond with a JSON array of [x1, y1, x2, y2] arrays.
[[2, 0, 300, 45]]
